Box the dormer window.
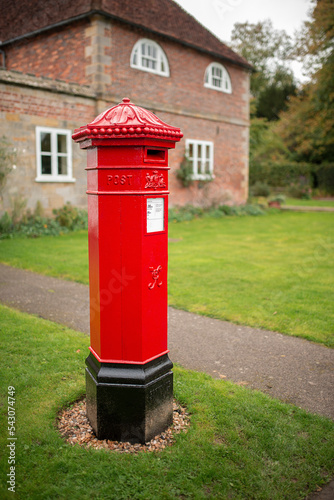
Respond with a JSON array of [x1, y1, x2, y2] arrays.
[[204, 63, 232, 93], [130, 39, 170, 77]]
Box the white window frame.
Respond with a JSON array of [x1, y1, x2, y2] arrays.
[[204, 62, 232, 93], [130, 38, 170, 77], [35, 126, 74, 182], [185, 139, 214, 181]]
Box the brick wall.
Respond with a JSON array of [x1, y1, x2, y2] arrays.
[[0, 77, 96, 214], [107, 21, 249, 124], [1, 14, 250, 211], [5, 20, 89, 84]]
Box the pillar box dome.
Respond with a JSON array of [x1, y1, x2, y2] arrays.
[[72, 97, 183, 146]]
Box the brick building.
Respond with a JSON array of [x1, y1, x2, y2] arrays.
[[0, 0, 251, 214]]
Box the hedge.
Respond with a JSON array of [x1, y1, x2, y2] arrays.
[[250, 161, 334, 194]]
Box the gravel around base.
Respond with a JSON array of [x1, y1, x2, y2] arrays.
[[58, 399, 190, 453]]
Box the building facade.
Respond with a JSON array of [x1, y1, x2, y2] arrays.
[[0, 0, 251, 214]]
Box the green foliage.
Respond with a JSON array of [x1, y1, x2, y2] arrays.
[[0, 202, 88, 239], [249, 181, 271, 197], [175, 155, 194, 187], [230, 19, 293, 97], [256, 68, 297, 121], [315, 163, 334, 195], [230, 20, 296, 119], [277, 0, 334, 164], [288, 180, 312, 200], [250, 160, 334, 195], [53, 202, 88, 230], [168, 204, 265, 223], [269, 194, 286, 204], [10, 196, 27, 225], [1, 305, 333, 499], [0, 211, 13, 233], [169, 205, 205, 222], [0, 136, 16, 194], [250, 161, 312, 188], [248, 117, 334, 193]]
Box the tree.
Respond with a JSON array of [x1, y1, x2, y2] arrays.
[[230, 19, 296, 115], [278, 0, 334, 163], [256, 67, 296, 121]]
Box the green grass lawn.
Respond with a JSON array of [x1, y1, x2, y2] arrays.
[[0, 304, 333, 499], [284, 198, 334, 207], [0, 212, 333, 346]]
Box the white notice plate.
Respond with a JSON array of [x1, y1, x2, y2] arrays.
[[147, 198, 164, 233]]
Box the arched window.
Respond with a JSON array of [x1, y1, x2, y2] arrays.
[[130, 39, 170, 77], [204, 63, 232, 93]]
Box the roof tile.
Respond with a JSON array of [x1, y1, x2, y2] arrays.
[[0, 0, 251, 69]]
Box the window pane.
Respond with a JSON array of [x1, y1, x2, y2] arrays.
[[41, 155, 52, 174], [58, 156, 68, 175], [132, 48, 137, 65], [57, 134, 67, 153], [41, 133, 51, 152], [188, 144, 193, 158], [205, 161, 211, 174], [197, 144, 202, 159], [213, 77, 221, 88], [206, 145, 211, 159]]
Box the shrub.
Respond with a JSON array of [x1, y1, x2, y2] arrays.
[[0, 202, 88, 239], [241, 204, 265, 216], [217, 205, 240, 215], [250, 161, 312, 189], [288, 177, 312, 199], [249, 181, 271, 197], [169, 204, 265, 222], [169, 205, 204, 222], [314, 164, 334, 195], [53, 202, 88, 230], [175, 156, 194, 187], [268, 194, 286, 204], [0, 211, 13, 234], [249, 161, 334, 196]]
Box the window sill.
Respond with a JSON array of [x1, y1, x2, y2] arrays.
[[204, 83, 232, 94], [130, 63, 169, 77], [35, 177, 76, 183], [191, 174, 214, 181]]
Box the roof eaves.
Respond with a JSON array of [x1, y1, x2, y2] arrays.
[[0, 8, 252, 71], [0, 12, 94, 47], [97, 10, 252, 70]]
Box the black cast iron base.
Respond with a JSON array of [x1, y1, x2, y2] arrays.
[[85, 352, 173, 443]]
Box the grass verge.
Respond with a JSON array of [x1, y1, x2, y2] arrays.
[[284, 198, 334, 207], [168, 211, 334, 347], [0, 304, 333, 499], [0, 212, 333, 346]]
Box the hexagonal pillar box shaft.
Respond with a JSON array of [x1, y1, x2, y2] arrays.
[[72, 98, 183, 443]]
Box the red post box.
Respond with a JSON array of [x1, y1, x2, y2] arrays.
[[72, 98, 182, 442]]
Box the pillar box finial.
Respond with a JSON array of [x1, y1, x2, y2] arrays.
[[73, 99, 182, 443]]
